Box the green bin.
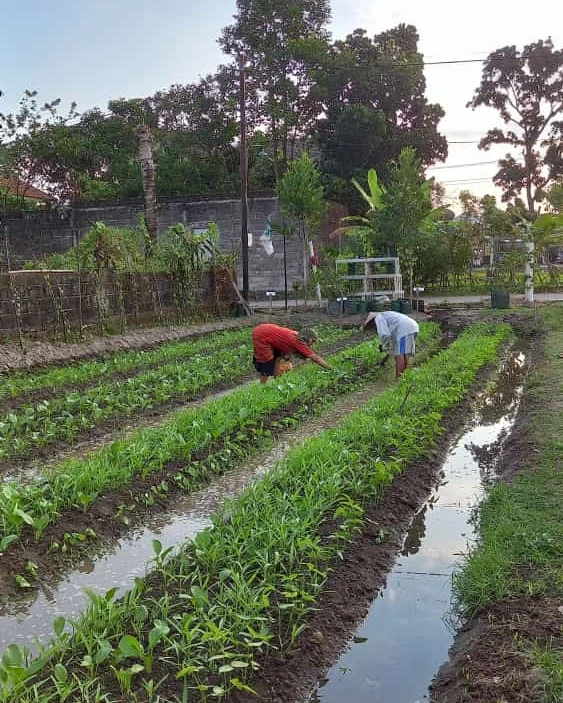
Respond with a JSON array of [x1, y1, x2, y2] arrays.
[[491, 290, 510, 309], [399, 299, 412, 314], [367, 300, 383, 312], [233, 302, 249, 317], [391, 299, 402, 312], [327, 300, 341, 316], [344, 299, 361, 315]]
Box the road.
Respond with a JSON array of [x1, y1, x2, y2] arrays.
[[250, 291, 563, 311]]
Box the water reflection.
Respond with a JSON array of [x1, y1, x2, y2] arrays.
[[474, 351, 526, 426], [466, 351, 526, 480], [402, 506, 427, 556], [307, 352, 526, 703], [0, 383, 385, 655]]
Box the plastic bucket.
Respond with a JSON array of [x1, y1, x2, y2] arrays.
[[491, 290, 510, 309]]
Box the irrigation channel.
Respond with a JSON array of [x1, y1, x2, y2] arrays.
[[305, 349, 526, 703], [0, 381, 388, 656]]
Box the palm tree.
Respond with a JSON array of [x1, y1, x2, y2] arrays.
[[136, 124, 158, 246]]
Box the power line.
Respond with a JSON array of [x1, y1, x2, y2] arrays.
[[428, 160, 498, 170], [439, 177, 494, 184]]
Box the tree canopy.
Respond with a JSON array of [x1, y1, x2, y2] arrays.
[[314, 25, 447, 208], [468, 37, 563, 217], [1, 13, 447, 208]]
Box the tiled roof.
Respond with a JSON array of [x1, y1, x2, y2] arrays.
[[0, 178, 54, 200]]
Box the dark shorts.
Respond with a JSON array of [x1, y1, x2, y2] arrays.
[[253, 348, 285, 377]]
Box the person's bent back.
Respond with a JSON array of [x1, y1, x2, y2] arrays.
[[252, 323, 332, 382]]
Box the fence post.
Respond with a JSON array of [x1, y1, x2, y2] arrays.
[[4, 224, 25, 352]]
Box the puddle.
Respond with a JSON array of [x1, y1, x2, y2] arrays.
[[0, 382, 385, 656], [307, 350, 526, 703]]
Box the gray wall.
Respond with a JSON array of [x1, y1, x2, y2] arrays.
[[0, 197, 305, 296]]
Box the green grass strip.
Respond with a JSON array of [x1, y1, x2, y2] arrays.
[[0, 322, 509, 702], [0, 326, 438, 549], [452, 305, 563, 617], [0, 325, 355, 461]]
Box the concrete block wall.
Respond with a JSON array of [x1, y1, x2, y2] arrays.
[[0, 197, 305, 295], [0, 196, 347, 296]]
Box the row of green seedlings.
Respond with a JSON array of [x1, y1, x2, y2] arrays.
[[0, 323, 253, 403], [0, 325, 356, 462], [0, 323, 511, 703], [0, 323, 440, 579]]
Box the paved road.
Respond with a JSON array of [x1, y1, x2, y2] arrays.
[[250, 291, 563, 311]]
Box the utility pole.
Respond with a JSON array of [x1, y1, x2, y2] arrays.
[[239, 54, 249, 301], [523, 221, 534, 305]]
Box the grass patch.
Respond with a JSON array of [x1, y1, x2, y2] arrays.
[[532, 642, 563, 703]]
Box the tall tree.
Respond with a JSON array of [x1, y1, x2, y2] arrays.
[[547, 182, 563, 213], [220, 0, 331, 180], [0, 90, 79, 199], [136, 124, 158, 243], [468, 38, 563, 217], [314, 25, 447, 207], [276, 153, 325, 305]]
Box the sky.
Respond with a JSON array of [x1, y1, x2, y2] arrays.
[[1, 0, 562, 208]]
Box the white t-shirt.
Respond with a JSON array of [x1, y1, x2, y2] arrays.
[[375, 311, 419, 348]]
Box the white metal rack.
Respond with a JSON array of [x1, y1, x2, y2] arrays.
[[335, 257, 403, 300]]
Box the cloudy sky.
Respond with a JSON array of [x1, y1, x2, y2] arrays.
[[2, 0, 562, 207]]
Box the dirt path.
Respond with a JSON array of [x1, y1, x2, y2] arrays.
[[0, 318, 255, 373]]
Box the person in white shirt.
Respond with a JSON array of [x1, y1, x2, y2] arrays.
[[362, 310, 419, 379]]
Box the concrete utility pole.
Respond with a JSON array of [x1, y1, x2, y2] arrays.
[[524, 222, 534, 305], [239, 54, 249, 301]]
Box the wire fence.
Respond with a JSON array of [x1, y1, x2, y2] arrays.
[[0, 223, 237, 341]]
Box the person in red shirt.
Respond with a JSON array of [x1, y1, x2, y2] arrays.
[[252, 323, 332, 383]]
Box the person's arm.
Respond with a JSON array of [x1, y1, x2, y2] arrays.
[[309, 352, 332, 371], [378, 335, 392, 352]]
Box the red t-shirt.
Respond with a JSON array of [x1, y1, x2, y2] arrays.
[[252, 324, 314, 363]]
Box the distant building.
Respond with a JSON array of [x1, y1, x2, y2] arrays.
[[0, 178, 54, 203]]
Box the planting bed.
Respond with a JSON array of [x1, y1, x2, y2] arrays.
[[0, 306, 559, 703], [0, 323, 361, 467]]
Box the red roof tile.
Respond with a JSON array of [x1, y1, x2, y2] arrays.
[[0, 178, 54, 201]]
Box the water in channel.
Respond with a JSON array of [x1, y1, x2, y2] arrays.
[[307, 350, 526, 703], [0, 381, 385, 656]]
